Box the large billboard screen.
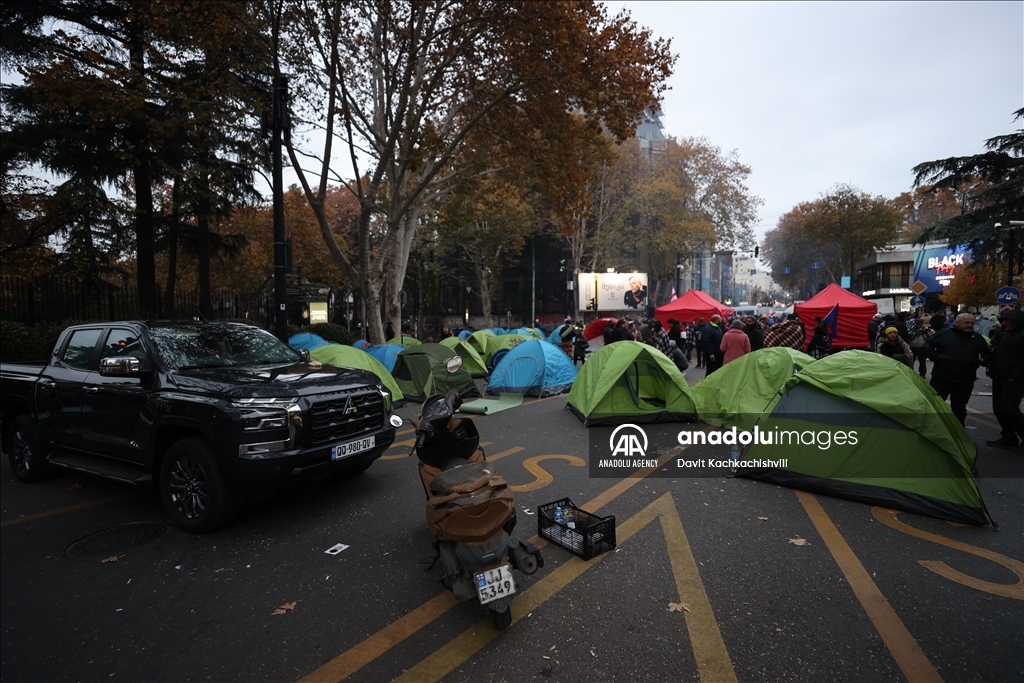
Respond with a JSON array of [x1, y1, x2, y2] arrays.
[[912, 246, 969, 292], [578, 273, 649, 312]]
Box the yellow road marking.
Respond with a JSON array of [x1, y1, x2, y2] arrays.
[[0, 494, 138, 527], [297, 433, 712, 683], [297, 592, 459, 683], [796, 491, 942, 683], [872, 507, 1024, 600], [394, 492, 735, 683], [485, 447, 523, 462], [965, 407, 1001, 429], [509, 455, 586, 492]]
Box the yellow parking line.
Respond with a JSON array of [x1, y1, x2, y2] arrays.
[[485, 447, 523, 461], [394, 492, 735, 683], [965, 407, 1001, 430], [796, 491, 942, 682], [0, 494, 138, 527], [297, 437, 710, 683]]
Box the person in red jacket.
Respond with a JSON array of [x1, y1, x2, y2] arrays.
[[720, 319, 752, 365]]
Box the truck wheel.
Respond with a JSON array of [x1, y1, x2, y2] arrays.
[[7, 415, 51, 482], [160, 437, 238, 534]]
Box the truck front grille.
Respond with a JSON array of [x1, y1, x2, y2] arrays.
[[308, 390, 385, 446]]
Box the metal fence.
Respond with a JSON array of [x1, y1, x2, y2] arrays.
[[0, 277, 273, 328]]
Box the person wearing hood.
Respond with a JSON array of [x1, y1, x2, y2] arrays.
[[720, 319, 752, 365], [744, 316, 765, 351], [700, 315, 725, 375], [986, 309, 1024, 451], [922, 313, 990, 425]]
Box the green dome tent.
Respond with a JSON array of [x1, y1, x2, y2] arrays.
[[738, 351, 992, 525], [483, 333, 534, 364], [566, 341, 697, 426], [387, 336, 421, 348], [391, 343, 479, 402], [439, 337, 489, 377], [690, 347, 816, 432], [466, 330, 496, 356], [310, 344, 404, 401]]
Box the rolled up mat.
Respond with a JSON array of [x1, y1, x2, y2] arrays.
[[457, 393, 524, 415]]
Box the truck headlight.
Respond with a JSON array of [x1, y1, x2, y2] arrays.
[[377, 384, 393, 413], [232, 398, 299, 431]]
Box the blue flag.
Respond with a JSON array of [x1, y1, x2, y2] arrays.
[[823, 304, 839, 342]]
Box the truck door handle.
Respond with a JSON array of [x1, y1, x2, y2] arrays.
[[83, 386, 99, 394], [40, 380, 57, 393]]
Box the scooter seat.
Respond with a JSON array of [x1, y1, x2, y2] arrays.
[[429, 461, 495, 496]]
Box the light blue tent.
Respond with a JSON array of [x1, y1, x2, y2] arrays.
[[351, 339, 370, 349], [485, 339, 578, 397], [547, 323, 574, 344], [458, 329, 472, 340], [364, 344, 404, 372], [289, 332, 327, 351]]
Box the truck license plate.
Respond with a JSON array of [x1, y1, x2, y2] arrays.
[[474, 564, 516, 605], [331, 435, 375, 460]]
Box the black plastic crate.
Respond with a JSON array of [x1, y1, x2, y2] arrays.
[[538, 498, 616, 560]]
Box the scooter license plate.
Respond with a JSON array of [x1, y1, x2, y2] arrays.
[[474, 564, 516, 605]]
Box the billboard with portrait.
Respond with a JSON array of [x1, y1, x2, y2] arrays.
[[577, 273, 649, 312]]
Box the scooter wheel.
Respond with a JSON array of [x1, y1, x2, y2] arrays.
[[491, 605, 512, 631]]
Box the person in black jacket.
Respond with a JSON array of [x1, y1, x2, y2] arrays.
[[986, 309, 1024, 450], [867, 314, 883, 351], [744, 316, 764, 351], [700, 315, 725, 376], [922, 313, 990, 425]]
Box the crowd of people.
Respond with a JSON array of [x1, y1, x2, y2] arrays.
[[559, 307, 1023, 453]]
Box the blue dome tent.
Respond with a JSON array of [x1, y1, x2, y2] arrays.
[[289, 332, 327, 351], [458, 329, 472, 340], [485, 339, 578, 397], [364, 344, 404, 372], [351, 339, 371, 349]]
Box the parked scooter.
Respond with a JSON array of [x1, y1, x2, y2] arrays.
[[413, 356, 543, 630]]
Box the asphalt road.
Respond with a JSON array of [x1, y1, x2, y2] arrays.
[[1, 369, 1022, 683]]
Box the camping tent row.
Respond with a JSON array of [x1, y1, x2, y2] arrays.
[[290, 333, 577, 401], [567, 341, 990, 527]]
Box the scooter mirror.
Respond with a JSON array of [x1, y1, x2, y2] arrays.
[[445, 356, 463, 374]]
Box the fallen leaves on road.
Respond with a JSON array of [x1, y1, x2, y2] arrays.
[[787, 537, 810, 546], [101, 555, 125, 563], [67, 483, 83, 492], [272, 601, 298, 615], [757, 516, 769, 521], [668, 602, 690, 613], [214, 568, 233, 573]]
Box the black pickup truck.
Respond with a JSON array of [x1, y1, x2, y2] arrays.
[[0, 321, 400, 532]]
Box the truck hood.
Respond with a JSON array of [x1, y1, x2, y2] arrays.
[[169, 362, 382, 399]]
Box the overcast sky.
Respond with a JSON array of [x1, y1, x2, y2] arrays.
[[610, 1, 1023, 245]]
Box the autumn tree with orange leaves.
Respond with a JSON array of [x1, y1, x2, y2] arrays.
[[281, 0, 674, 343]]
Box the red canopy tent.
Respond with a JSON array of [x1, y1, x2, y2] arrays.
[[583, 317, 617, 340], [654, 290, 733, 325], [794, 283, 878, 350]]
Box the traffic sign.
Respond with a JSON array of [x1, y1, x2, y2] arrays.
[[910, 295, 925, 308], [995, 286, 1021, 305], [811, 262, 820, 269], [910, 280, 928, 295]]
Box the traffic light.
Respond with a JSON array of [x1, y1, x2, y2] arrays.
[[586, 297, 595, 310]]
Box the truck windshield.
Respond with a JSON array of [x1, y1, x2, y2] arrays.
[[149, 325, 300, 370]]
